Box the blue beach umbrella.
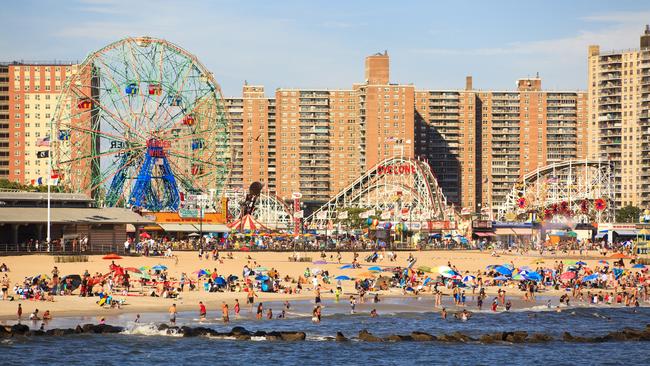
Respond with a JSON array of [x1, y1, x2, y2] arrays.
[[582, 274, 599, 282], [462, 275, 475, 282], [494, 276, 510, 281], [335, 275, 351, 281], [423, 277, 433, 285], [632, 264, 646, 269], [152, 265, 167, 271], [524, 272, 543, 282], [368, 266, 382, 272], [486, 265, 498, 270], [576, 261, 587, 266], [495, 266, 513, 276], [340, 264, 354, 269], [255, 275, 270, 281]]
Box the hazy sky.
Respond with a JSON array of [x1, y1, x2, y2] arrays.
[[1, 0, 649, 96]]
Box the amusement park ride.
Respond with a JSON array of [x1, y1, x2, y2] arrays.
[[51, 36, 230, 213], [48, 36, 615, 234]]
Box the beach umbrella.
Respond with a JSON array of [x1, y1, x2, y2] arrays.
[[124, 267, 141, 274], [582, 274, 599, 282], [193, 269, 211, 277], [313, 260, 327, 265], [598, 260, 609, 265], [502, 263, 514, 270], [422, 277, 433, 285], [130, 272, 151, 280], [255, 275, 270, 281], [494, 276, 509, 281], [462, 275, 475, 282], [512, 273, 525, 280], [335, 275, 351, 281], [560, 271, 576, 280], [368, 266, 382, 272], [33, 274, 50, 281], [430, 233, 442, 238], [443, 234, 452, 239], [563, 260, 577, 265], [613, 268, 625, 279], [339, 264, 354, 270], [518, 266, 533, 272], [566, 231, 578, 238], [139, 266, 150, 271], [215, 277, 227, 285], [254, 267, 269, 272], [102, 253, 122, 260], [139, 232, 151, 239], [632, 264, 646, 269], [152, 265, 168, 271], [417, 266, 433, 273], [438, 265, 455, 275], [486, 264, 498, 270], [576, 261, 587, 266], [61, 274, 82, 290], [609, 253, 629, 259], [523, 272, 542, 282], [494, 266, 512, 276]]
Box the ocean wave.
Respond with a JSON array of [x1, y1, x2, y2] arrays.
[[121, 323, 183, 337]]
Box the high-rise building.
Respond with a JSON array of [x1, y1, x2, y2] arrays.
[[588, 26, 650, 209], [220, 53, 589, 212], [0, 64, 9, 179], [3, 62, 78, 185]]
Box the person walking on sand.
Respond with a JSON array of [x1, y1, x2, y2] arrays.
[[222, 302, 229, 323], [199, 301, 207, 321], [169, 303, 177, 324]]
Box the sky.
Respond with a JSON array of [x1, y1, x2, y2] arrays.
[[1, 0, 649, 96]]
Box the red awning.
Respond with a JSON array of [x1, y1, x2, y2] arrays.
[[474, 232, 495, 237]]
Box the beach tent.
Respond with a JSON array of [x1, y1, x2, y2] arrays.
[[228, 214, 270, 232]]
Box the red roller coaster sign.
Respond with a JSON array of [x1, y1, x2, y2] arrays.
[[377, 163, 416, 175]]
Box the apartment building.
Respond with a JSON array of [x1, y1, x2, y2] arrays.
[[4, 62, 78, 185], [0, 64, 8, 178], [588, 26, 650, 209]]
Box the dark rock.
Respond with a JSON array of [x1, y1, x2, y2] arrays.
[[411, 331, 436, 341], [528, 333, 553, 343], [91, 324, 122, 334], [358, 329, 382, 342], [265, 331, 282, 341], [165, 327, 181, 335], [181, 326, 197, 337], [384, 334, 413, 342], [81, 324, 95, 333], [0, 326, 11, 337], [230, 326, 250, 336], [436, 334, 458, 342], [74, 325, 84, 334], [279, 331, 306, 341], [451, 331, 473, 342], [479, 334, 496, 343], [46, 328, 74, 336], [253, 330, 267, 337], [27, 330, 45, 336], [158, 323, 170, 331], [505, 331, 528, 343], [335, 331, 348, 342], [11, 324, 30, 335], [234, 334, 251, 341]]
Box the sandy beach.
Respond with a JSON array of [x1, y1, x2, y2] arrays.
[[0, 249, 622, 321]]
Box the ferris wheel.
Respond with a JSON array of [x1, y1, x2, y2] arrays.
[[52, 36, 230, 211]]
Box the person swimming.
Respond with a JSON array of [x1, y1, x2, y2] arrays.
[[370, 308, 378, 318]]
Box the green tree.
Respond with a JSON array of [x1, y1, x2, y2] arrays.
[[616, 205, 642, 223], [337, 207, 371, 230]]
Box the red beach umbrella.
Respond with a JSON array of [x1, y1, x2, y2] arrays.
[[103, 253, 123, 260]]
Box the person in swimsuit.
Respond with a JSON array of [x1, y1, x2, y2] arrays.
[[256, 303, 264, 319], [222, 302, 229, 323], [234, 299, 240, 318], [199, 301, 207, 320], [169, 303, 177, 324]]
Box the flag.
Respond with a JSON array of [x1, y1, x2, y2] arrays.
[[380, 210, 392, 220], [37, 177, 43, 185], [30, 179, 35, 186], [337, 211, 349, 220], [37, 151, 49, 159], [316, 211, 328, 220], [36, 136, 50, 147], [294, 210, 304, 219], [49, 177, 59, 186]]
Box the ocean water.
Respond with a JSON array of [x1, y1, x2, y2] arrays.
[[1, 297, 649, 366]]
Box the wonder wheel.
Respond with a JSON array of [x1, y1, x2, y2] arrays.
[[52, 36, 230, 211]]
